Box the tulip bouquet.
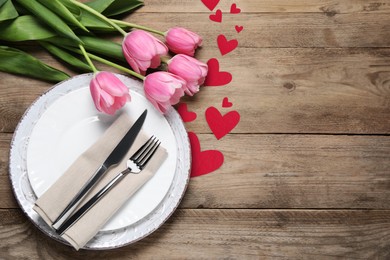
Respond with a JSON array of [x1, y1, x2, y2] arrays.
[[0, 0, 207, 114]]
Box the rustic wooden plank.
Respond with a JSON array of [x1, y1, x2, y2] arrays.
[[125, 12, 390, 48], [1, 208, 389, 258], [140, 0, 390, 14], [182, 134, 390, 209], [0, 48, 390, 134], [2, 133, 389, 209], [190, 47, 390, 134], [0, 134, 15, 209], [1, 47, 389, 134]]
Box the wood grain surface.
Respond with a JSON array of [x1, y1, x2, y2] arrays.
[[1, 209, 390, 259], [0, 0, 389, 258]]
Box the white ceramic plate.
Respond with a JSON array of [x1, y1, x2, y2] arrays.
[[27, 79, 177, 231], [9, 73, 191, 249]]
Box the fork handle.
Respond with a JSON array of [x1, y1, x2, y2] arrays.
[[52, 165, 108, 230], [56, 168, 132, 235]]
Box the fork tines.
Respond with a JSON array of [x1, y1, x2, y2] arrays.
[[131, 136, 161, 170]]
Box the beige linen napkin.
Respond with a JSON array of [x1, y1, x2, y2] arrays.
[[33, 112, 167, 250]]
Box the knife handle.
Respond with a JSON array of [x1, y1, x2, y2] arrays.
[[56, 168, 132, 235], [52, 165, 108, 230]]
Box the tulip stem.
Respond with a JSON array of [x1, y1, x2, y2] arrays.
[[160, 56, 170, 64], [87, 53, 145, 80], [79, 44, 98, 73], [70, 0, 127, 36], [90, 54, 145, 80], [111, 19, 165, 36]]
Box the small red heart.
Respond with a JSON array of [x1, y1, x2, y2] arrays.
[[177, 103, 197, 122], [209, 9, 222, 23], [235, 25, 243, 33], [201, 0, 220, 11], [230, 3, 241, 14], [204, 58, 232, 87], [222, 97, 233, 108], [189, 132, 224, 178], [206, 106, 240, 140], [217, 34, 238, 56]]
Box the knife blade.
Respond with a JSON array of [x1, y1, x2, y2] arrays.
[[52, 109, 147, 230]]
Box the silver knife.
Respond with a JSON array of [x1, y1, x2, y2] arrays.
[[52, 109, 147, 230]]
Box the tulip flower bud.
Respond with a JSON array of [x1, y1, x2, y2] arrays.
[[167, 54, 208, 96], [144, 72, 186, 114], [90, 72, 131, 115], [122, 30, 168, 75], [165, 27, 202, 56]]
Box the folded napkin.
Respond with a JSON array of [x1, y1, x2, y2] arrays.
[[33, 112, 167, 250]]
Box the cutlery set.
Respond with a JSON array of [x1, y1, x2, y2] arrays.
[[51, 109, 159, 235]]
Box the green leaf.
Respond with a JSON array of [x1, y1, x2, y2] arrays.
[[102, 0, 143, 16], [0, 46, 69, 82], [85, 0, 113, 13], [0, 0, 19, 22], [86, 0, 143, 16], [39, 41, 92, 72], [15, 0, 82, 43], [0, 15, 56, 41], [76, 9, 127, 31], [45, 36, 125, 61], [57, 0, 82, 17], [57, 1, 117, 31], [0, 0, 8, 8], [58, 0, 140, 31], [37, 0, 89, 32], [44, 36, 78, 47], [80, 36, 125, 61], [79, 10, 115, 30]]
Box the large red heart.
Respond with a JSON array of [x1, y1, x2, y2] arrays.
[[204, 58, 232, 86], [209, 9, 222, 23], [205, 106, 240, 140], [217, 34, 238, 56], [201, 0, 220, 11], [189, 132, 224, 177], [177, 103, 197, 122]]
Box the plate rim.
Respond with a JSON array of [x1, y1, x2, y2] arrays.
[[8, 73, 191, 250]]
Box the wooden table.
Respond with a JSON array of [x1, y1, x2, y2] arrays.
[[1, 0, 390, 258]]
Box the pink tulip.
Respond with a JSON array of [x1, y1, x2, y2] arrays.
[[90, 72, 131, 115], [122, 30, 168, 75], [167, 54, 208, 96], [144, 72, 186, 114], [165, 27, 202, 56]]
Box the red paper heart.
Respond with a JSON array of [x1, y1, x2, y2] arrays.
[[222, 97, 233, 108], [189, 132, 224, 177], [206, 106, 240, 140], [230, 3, 241, 14], [217, 34, 238, 56], [177, 103, 197, 122], [235, 25, 243, 33], [204, 58, 232, 86], [209, 9, 222, 23], [201, 0, 220, 11]]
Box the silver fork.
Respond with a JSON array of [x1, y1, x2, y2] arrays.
[[56, 136, 161, 235]]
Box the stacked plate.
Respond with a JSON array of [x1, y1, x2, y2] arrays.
[[9, 73, 191, 249]]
